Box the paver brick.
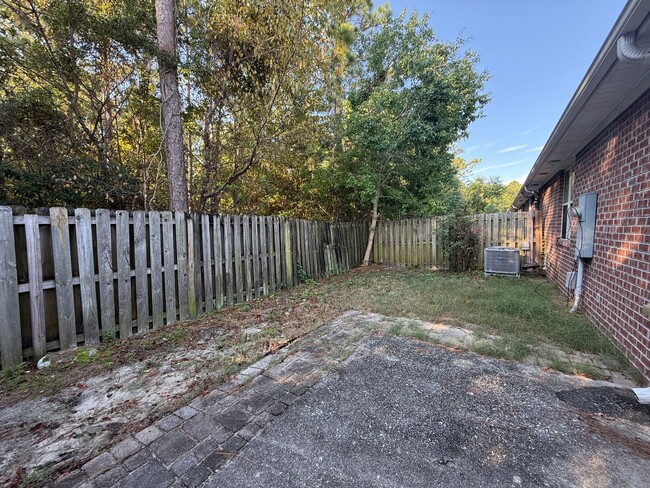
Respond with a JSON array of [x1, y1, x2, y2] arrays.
[[81, 452, 117, 478], [180, 463, 212, 488], [278, 391, 299, 406], [189, 390, 227, 410], [149, 430, 195, 465], [191, 435, 221, 461], [51, 470, 89, 488], [221, 435, 246, 453], [110, 436, 142, 462], [249, 354, 283, 370], [123, 449, 153, 472], [175, 406, 198, 420], [237, 392, 273, 414], [156, 414, 184, 432], [181, 413, 220, 441], [249, 374, 278, 393], [119, 458, 174, 488], [202, 450, 231, 471], [264, 365, 293, 381], [237, 422, 262, 441], [254, 411, 274, 426], [212, 425, 234, 444], [291, 383, 310, 396], [94, 465, 128, 488], [211, 407, 253, 432], [168, 452, 198, 477], [134, 425, 164, 446]]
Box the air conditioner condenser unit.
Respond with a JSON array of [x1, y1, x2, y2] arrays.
[[484, 246, 520, 277]]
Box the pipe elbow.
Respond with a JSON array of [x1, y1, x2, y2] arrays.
[[617, 31, 650, 65]]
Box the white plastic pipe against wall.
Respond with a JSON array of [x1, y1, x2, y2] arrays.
[[569, 258, 584, 314]]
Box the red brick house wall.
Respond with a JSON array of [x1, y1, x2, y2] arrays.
[[536, 88, 650, 378]]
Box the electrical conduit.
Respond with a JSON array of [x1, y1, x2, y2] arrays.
[[569, 258, 584, 314]]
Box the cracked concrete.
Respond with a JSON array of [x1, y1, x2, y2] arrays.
[[49, 311, 650, 487]]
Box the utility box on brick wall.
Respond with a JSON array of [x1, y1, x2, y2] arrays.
[[575, 192, 597, 259]]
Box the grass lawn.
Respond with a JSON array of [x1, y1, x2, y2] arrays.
[[0, 265, 642, 404]]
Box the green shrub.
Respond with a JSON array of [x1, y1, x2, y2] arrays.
[[438, 205, 479, 272]]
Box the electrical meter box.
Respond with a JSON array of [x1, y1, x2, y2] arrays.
[[575, 192, 597, 258]]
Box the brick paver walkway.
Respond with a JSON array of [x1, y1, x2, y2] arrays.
[[53, 312, 368, 488]]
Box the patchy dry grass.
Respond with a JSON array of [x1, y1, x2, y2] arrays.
[[0, 266, 640, 407]]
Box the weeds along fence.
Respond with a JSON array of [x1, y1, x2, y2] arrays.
[[0, 206, 368, 369], [372, 211, 539, 269]]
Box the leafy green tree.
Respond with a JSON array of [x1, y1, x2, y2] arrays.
[[460, 177, 521, 214], [461, 176, 506, 214], [182, 0, 372, 214], [0, 0, 154, 208], [501, 180, 521, 210], [334, 9, 489, 264]]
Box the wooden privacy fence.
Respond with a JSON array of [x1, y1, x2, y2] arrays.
[[0, 206, 368, 369], [372, 211, 539, 268]]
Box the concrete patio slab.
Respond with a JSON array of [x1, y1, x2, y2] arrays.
[[201, 334, 650, 488], [53, 312, 650, 487]]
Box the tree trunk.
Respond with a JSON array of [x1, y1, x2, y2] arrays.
[[362, 182, 381, 266], [155, 0, 188, 211]]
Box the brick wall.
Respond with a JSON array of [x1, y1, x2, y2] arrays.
[[537, 88, 650, 379]]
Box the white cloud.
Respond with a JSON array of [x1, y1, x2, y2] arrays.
[[497, 144, 528, 153], [524, 145, 544, 153], [520, 125, 542, 136], [475, 159, 528, 173], [463, 145, 480, 153]]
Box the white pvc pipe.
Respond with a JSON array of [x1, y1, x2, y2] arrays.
[[569, 258, 584, 314]]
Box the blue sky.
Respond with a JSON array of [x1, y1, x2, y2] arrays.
[[387, 0, 627, 184]]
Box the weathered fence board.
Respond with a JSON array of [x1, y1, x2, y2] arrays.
[[0, 207, 368, 369], [373, 212, 538, 268], [162, 211, 177, 325], [186, 215, 198, 317], [0, 207, 21, 368], [233, 216, 244, 304], [96, 209, 116, 337], [243, 216, 252, 302], [213, 215, 223, 308], [134, 211, 149, 334], [201, 213, 213, 313], [176, 211, 189, 320], [75, 209, 100, 344], [25, 215, 46, 360], [223, 215, 234, 307], [149, 211, 164, 329], [50, 208, 76, 350], [116, 211, 132, 338]]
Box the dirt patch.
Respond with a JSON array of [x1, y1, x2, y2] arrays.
[[0, 277, 355, 485]]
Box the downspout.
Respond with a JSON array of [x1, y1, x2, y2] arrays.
[[569, 258, 584, 314], [617, 31, 650, 64], [569, 205, 583, 314]]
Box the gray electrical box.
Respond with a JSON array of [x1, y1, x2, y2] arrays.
[[575, 192, 597, 258]]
